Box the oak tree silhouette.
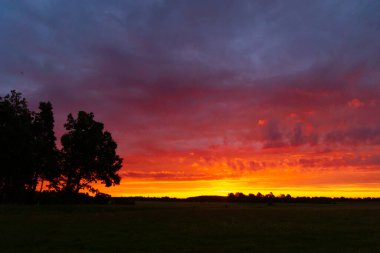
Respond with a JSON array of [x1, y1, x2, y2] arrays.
[[58, 111, 122, 194]]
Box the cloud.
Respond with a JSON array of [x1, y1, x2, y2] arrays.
[[347, 98, 364, 108], [262, 120, 285, 148], [299, 154, 380, 169], [325, 127, 380, 146], [1, 0, 380, 183], [290, 123, 319, 147]]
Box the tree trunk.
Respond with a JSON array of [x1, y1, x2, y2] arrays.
[[39, 179, 44, 192], [65, 175, 72, 193], [74, 178, 81, 193]]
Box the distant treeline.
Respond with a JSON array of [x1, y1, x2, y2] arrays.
[[5, 191, 380, 205], [116, 192, 380, 205]]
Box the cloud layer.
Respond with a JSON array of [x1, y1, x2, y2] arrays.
[[1, 0, 380, 195]]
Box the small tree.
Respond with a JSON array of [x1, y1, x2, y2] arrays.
[[59, 111, 122, 194]]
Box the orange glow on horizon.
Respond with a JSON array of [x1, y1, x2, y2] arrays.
[[96, 179, 380, 198]]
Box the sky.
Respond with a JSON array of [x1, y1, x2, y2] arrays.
[[1, 0, 380, 197]]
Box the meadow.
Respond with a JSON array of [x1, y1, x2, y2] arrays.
[[1, 201, 380, 253]]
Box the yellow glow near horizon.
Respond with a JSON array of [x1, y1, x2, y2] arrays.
[[95, 179, 380, 198]]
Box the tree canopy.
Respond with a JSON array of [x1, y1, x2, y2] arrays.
[[32, 101, 60, 191], [0, 91, 35, 199], [59, 111, 122, 194]]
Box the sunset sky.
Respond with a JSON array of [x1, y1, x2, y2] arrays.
[[1, 0, 380, 197]]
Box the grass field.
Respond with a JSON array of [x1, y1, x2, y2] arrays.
[[1, 201, 380, 253]]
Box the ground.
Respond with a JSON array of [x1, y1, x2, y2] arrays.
[[1, 201, 380, 253]]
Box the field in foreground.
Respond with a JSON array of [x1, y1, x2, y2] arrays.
[[1, 202, 380, 253]]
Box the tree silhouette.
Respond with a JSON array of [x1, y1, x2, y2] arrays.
[[58, 111, 122, 194], [0, 91, 35, 200], [0, 90, 123, 202], [31, 102, 60, 191]]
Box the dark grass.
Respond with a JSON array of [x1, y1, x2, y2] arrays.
[[1, 202, 380, 253]]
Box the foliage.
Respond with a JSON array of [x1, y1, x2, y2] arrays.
[[58, 111, 122, 194], [0, 91, 35, 200], [32, 102, 60, 191]]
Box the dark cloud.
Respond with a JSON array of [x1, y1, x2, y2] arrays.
[[262, 120, 286, 148], [325, 127, 380, 146], [124, 171, 213, 181], [299, 154, 380, 169], [290, 123, 318, 147]]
